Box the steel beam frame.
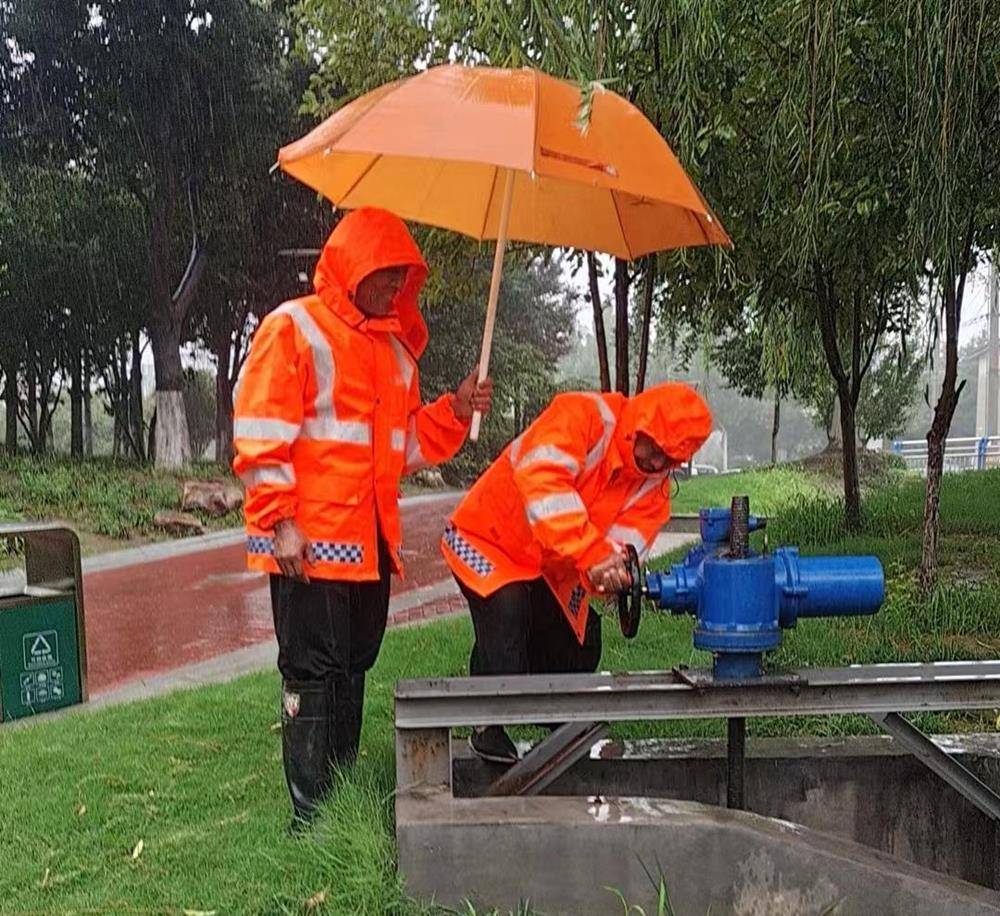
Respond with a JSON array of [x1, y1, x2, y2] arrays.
[[395, 661, 1000, 823], [396, 661, 1000, 730]]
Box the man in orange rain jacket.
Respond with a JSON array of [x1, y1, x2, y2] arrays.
[[441, 382, 711, 763], [233, 207, 492, 825]]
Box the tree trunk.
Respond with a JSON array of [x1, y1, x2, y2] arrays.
[[150, 345, 189, 469], [813, 265, 864, 532], [636, 257, 655, 394], [38, 365, 58, 455], [147, 171, 193, 469], [214, 364, 234, 465], [3, 361, 16, 454], [837, 388, 862, 530], [25, 360, 40, 454], [771, 393, 781, 465], [83, 356, 93, 458], [587, 253, 612, 393], [919, 276, 965, 591], [828, 393, 843, 447], [920, 434, 946, 592], [70, 351, 84, 459], [130, 333, 145, 462], [614, 258, 630, 396]]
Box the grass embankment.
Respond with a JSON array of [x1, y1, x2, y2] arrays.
[[0, 455, 242, 554], [2, 466, 999, 913]]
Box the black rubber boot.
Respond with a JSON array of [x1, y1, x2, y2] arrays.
[[332, 672, 366, 765], [280, 678, 333, 830], [469, 726, 519, 764]]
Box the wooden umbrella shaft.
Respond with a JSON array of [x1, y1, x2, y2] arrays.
[[470, 168, 516, 442]]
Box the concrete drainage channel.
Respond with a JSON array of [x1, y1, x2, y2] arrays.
[[399, 734, 1000, 915], [393, 667, 1000, 915]]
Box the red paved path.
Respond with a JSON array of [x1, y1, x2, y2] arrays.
[[81, 494, 460, 695]]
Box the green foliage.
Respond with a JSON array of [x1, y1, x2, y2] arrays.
[[295, 0, 437, 113], [855, 350, 925, 445], [423, 254, 578, 483], [3, 0, 310, 463], [0, 166, 146, 454], [183, 369, 217, 461], [0, 454, 239, 541]]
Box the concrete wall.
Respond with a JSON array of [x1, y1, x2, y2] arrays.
[[398, 789, 1000, 915], [453, 734, 1000, 889]]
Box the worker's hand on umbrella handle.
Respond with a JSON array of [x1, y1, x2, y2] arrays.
[[274, 518, 313, 583], [454, 367, 493, 424], [588, 550, 633, 594]]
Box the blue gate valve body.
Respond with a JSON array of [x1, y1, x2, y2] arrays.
[[634, 502, 884, 680]]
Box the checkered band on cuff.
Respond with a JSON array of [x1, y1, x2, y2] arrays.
[[247, 535, 275, 555], [310, 541, 364, 564], [245, 536, 364, 565], [443, 525, 494, 577], [568, 585, 586, 617]]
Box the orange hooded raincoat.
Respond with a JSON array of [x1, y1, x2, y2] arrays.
[[233, 207, 470, 581], [442, 383, 713, 642]]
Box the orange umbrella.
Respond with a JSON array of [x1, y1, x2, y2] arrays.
[[279, 64, 729, 438]]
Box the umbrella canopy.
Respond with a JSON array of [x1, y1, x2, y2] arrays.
[[278, 64, 729, 259], [279, 64, 730, 438]]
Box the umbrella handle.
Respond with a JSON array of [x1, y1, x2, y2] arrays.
[[470, 168, 516, 442]]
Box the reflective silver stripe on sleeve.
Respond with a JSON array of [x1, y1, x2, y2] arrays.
[[404, 415, 428, 472], [301, 416, 371, 443], [526, 491, 586, 524], [391, 428, 406, 451], [608, 524, 653, 560], [239, 463, 295, 488], [513, 444, 580, 475], [233, 417, 301, 442]]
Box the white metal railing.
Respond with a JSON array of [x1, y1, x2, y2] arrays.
[[891, 436, 1000, 473]]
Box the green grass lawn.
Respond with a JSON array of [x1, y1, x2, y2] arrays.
[[2, 466, 999, 914]]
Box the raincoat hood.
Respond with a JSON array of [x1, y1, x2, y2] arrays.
[[313, 207, 430, 357], [614, 382, 713, 476]]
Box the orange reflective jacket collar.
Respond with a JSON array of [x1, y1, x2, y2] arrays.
[[313, 207, 431, 357], [615, 382, 714, 476]]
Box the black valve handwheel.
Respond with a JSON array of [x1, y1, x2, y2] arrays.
[[618, 543, 643, 639]]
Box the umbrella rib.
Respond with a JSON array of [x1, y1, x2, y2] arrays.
[[610, 190, 634, 260], [695, 211, 711, 247], [337, 154, 383, 207], [479, 166, 500, 241], [531, 69, 541, 171]]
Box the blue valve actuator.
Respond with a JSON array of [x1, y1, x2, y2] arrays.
[[645, 516, 884, 679]]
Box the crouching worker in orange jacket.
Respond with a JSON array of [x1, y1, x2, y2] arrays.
[[441, 383, 711, 763], [233, 208, 492, 827]]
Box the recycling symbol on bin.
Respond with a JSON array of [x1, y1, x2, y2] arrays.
[[23, 630, 58, 670]]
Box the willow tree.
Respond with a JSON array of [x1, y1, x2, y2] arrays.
[[897, 0, 1000, 588]]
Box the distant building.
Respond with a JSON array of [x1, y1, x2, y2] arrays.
[[973, 343, 1000, 437]]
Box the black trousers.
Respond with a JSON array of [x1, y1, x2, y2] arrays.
[[458, 577, 602, 677], [269, 540, 391, 764], [270, 540, 391, 680]]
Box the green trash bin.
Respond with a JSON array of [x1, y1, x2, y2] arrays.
[[0, 523, 88, 721]]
